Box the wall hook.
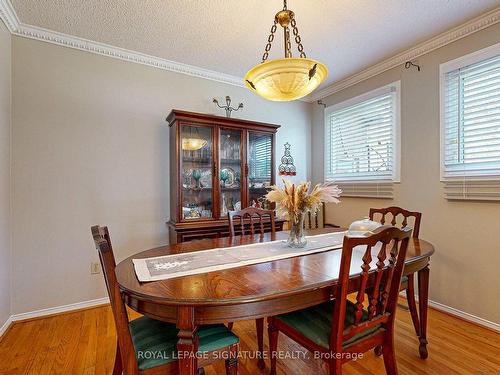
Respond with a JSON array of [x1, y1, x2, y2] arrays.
[[405, 61, 421, 72]]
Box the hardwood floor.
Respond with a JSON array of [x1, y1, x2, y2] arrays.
[[0, 303, 499, 374]]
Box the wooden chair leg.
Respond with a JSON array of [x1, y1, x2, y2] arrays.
[[382, 335, 398, 375], [256, 318, 265, 370], [268, 318, 279, 375], [113, 341, 123, 375], [329, 358, 342, 374], [227, 322, 234, 331], [225, 358, 238, 375], [406, 274, 421, 337]]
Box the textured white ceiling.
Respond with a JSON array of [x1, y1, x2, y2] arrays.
[[11, 0, 500, 87]]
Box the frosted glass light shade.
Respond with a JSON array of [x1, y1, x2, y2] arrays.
[[244, 58, 328, 101], [182, 138, 207, 151]]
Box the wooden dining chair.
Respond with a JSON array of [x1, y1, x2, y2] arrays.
[[304, 202, 341, 229], [227, 207, 275, 369], [227, 207, 276, 237], [91, 225, 240, 375], [369, 206, 422, 338], [268, 226, 412, 375]]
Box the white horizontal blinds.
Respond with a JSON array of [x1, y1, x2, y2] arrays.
[[443, 53, 500, 179], [250, 134, 272, 181], [444, 180, 500, 201], [338, 182, 394, 199], [325, 89, 396, 182]]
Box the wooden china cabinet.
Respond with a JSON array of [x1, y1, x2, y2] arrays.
[[166, 110, 284, 244]]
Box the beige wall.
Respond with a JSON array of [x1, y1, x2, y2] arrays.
[[8, 18, 500, 325], [0, 21, 11, 327], [312, 23, 500, 324], [11, 37, 312, 314]]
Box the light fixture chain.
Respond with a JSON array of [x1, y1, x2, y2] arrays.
[[285, 27, 292, 58], [262, 19, 278, 63], [290, 18, 306, 58]]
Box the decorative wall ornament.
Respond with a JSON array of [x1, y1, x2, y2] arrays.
[[278, 142, 297, 176], [213, 96, 243, 118]]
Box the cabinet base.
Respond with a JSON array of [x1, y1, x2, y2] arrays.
[[167, 219, 285, 244]]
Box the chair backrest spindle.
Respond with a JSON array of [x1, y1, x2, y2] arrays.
[[249, 214, 255, 235]]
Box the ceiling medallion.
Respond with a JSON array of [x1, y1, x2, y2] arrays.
[[245, 0, 328, 102]]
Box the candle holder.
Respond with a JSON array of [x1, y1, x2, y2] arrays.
[[213, 96, 243, 118]]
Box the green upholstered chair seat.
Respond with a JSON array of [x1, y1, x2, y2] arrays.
[[275, 300, 384, 349], [129, 316, 239, 371]]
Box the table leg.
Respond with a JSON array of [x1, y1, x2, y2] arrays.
[[417, 265, 430, 359], [256, 318, 265, 369], [177, 307, 198, 375]]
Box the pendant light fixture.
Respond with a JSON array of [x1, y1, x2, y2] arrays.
[[182, 127, 207, 151], [245, 0, 328, 102]]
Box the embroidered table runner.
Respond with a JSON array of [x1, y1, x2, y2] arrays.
[[133, 232, 345, 282]]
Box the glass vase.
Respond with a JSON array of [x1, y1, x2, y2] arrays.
[[288, 211, 307, 248]]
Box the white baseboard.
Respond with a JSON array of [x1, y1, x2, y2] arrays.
[[1, 297, 108, 339], [399, 291, 500, 332], [0, 297, 106, 339], [2, 295, 499, 340], [427, 299, 500, 332], [10, 297, 110, 322], [0, 315, 13, 337]]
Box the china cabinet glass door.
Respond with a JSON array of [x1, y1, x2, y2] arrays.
[[180, 124, 214, 221], [247, 132, 273, 209], [218, 128, 243, 218]]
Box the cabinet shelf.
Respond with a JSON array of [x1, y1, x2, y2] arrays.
[[182, 188, 212, 192], [182, 187, 242, 192], [249, 187, 271, 191], [182, 159, 211, 166], [220, 159, 241, 165]]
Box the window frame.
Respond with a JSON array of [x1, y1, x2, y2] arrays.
[[323, 81, 402, 184], [439, 42, 500, 182]]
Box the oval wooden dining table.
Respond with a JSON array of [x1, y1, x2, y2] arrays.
[[116, 228, 434, 375]]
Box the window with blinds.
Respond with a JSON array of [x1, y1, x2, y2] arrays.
[[440, 44, 500, 200], [249, 133, 272, 181], [324, 82, 400, 198]]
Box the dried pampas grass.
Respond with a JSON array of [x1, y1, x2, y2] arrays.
[[266, 180, 341, 220]]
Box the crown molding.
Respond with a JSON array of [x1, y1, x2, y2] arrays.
[[15, 24, 245, 87], [0, 0, 19, 32], [0, 1, 244, 88], [306, 6, 500, 102], [2, 0, 500, 99]]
